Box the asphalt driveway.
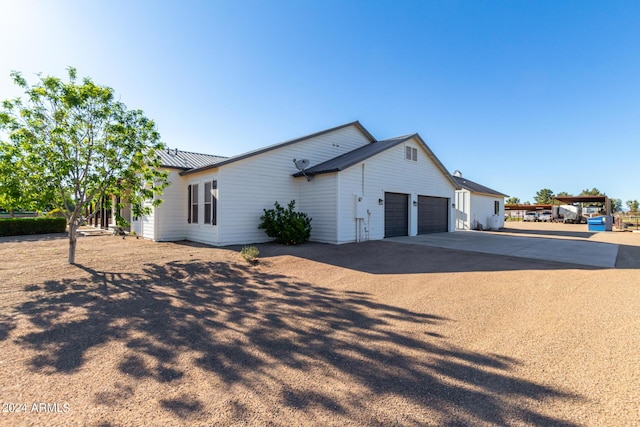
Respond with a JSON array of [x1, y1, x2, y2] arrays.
[[387, 230, 620, 268]]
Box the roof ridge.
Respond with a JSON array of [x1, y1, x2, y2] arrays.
[[452, 175, 508, 197], [378, 133, 416, 141]]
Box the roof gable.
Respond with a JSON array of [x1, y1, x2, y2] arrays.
[[293, 134, 414, 176], [180, 121, 374, 176], [294, 133, 459, 189], [452, 176, 507, 197]]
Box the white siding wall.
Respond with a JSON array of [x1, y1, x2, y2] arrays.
[[455, 190, 471, 230], [296, 174, 338, 243], [141, 200, 155, 240], [155, 169, 188, 241], [336, 138, 456, 243], [184, 172, 221, 245], [184, 124, 371, 246], [470, 194, 505, 230]]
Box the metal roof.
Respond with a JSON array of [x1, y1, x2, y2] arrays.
[[505, 204, 552, 211], [293, 134, 415, 176], [158, 122, 458, 192], [452, 176, 508, 197], [158, 149, 227, 170], [553, 195, 609, 204], [292, 133, 459, 190], [180, 121, 375, 176]]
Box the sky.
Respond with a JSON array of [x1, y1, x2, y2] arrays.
[[1, 0, 639, 205]]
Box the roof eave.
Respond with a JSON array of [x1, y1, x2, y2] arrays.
[[292, 168, 341, 178], [160, 164, 190, 171], [179, 164, 220, 176], [474, 191, 509, 198]]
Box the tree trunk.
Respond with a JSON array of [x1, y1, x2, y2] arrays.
[[68, 224, 77, 264]]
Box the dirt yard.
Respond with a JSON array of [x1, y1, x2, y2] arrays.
[[0, 224, 638, 426]]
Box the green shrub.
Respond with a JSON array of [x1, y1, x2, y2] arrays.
[[259, 200, 312, 245], [240, 245, 260, 263], [0, 217, 67, 237]]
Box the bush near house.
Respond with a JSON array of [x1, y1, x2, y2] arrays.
[[0, 217, 67, 236], [259, 200, 312, 245]]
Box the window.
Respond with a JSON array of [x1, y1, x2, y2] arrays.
[[190, 184, 199, 224], [211, 180, 217, 225], [405, 146, 417, 161], [204, 182, 211, 224], [203, 181, 218, 225], [494, 200, 500, 215]]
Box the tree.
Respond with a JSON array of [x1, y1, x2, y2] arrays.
[[505, 197, 520, 205], [0, 142, 34, 215], [580, 188, 602, 196], [627, 200, 639, 213], [556, 191, 571, 197], [534, 188, 554, 204], [0, 68, 168, 263], [610, 198, 622, 213]]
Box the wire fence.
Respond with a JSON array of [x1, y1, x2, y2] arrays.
[[615, 216, 640, 230]]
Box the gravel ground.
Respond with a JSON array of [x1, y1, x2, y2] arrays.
[[0, 223, 638, 426]]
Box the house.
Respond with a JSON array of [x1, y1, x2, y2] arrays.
[[129, 121, 459, 245], [452, 171, 508, 230]]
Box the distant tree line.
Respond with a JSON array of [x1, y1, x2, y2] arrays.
[[506, 188, 638, 213]]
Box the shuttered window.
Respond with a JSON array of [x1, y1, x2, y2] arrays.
[[204, 182, 212, 224], [191, 184, 199, 224], [187, 185, 191, 223], [202, 181, 218, 225], [211, 180, 217, 226]]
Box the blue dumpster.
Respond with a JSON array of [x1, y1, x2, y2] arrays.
[[587, 216, 612, 232]]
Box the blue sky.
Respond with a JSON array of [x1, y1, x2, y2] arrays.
[[1, 1, 638, 205]]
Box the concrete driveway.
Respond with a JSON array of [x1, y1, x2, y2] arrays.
[[387, 230, 619, 268]]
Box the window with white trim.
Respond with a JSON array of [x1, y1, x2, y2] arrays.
[[405, 146, 417, 161], [204, 182, 211, 224], [190, 184, 199, 224], [211, 180, 217, 225]]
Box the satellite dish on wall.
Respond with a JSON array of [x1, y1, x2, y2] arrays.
[[293, 159, 310, 171], [293, 158, 313, 181]]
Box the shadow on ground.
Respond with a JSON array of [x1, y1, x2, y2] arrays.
[[615, 244, 640, 268], [500, 227, 597, 239], [0, 232, 68, 243], [257, 240, 603, 274], [499, 229, 640, 269], [6, 254, 581, 425]]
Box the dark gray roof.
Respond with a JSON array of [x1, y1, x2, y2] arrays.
[[293, 134, 415, 176], [452, 176, 508, 197], [180, 121, 375, 176], [293, 133, 460, 190], [158, 149, 227, 170]]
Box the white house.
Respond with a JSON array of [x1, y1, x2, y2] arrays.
[[452, 172, 508, 230], [129, 121, 459, 245]]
